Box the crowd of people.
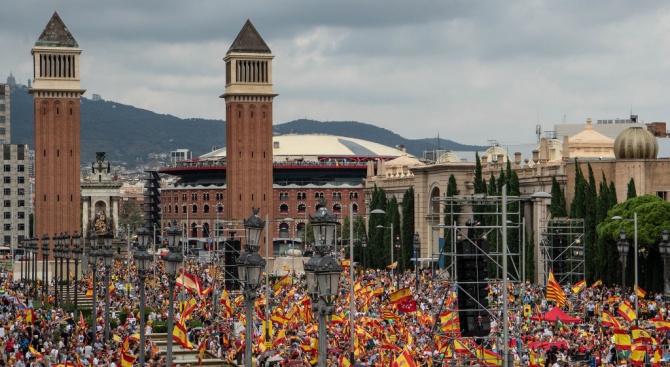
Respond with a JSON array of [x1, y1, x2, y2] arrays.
[[0, 249, 668, 367]]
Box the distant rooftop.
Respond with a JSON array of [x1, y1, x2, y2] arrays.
[[227, 19, 271, 54]]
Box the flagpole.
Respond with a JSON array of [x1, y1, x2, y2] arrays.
[[349, 204, 355, 364], [502, 184, 510, 367]]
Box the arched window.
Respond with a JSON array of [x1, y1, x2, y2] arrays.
[[297, 223, 306, 239], [353, 203, 359, 213], [333, 204, 342, 214], [203, 223, 210, 237], [217, 204, 224, 213], [430, 187, 441, 214], [192, 205, 198, 213], [279, 223, 289, 238], [298, 203, 306, 214], [182, 205, 187, 214], [191, 223, 198, 238], [175, 205, 179, 213], [203, 204, 210, 213], [280, 204, 289, 214]]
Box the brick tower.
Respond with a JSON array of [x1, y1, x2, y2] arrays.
[[221, 20, 276, 255], [29, 12, 83, 240]]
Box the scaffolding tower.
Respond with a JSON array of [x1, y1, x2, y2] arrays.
[[539, 218, 585, 285], [430, 194, 524, 367]]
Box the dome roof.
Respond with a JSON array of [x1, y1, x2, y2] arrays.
[[199, 134, 408, 160], [613, 126, 658, 159], [436, 151, 461, 163], [568, 118, 615, 158], [482, 146, 510, 163]]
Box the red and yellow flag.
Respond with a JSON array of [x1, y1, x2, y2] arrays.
[[617, 302, 637, 323], [592, 279, 603, 288], [546, 270, 566, 307], [390, 287, 412, 305], [176, 271, 203, 296], [635, 285, 647, 299], [392, 350, 417, 367], [172, 320, 194, 349], [601, 311, 622, 329], [571, 280, 586, 294], [121, 351, 137, 367]]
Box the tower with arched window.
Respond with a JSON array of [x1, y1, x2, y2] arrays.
[[30, 12, 84, 239], [221, 20, 276, 254]]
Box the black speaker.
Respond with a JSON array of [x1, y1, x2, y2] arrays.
[[552, 235, 566, 277], [456, 238, 490, 337], [224, 239, 241, 291]]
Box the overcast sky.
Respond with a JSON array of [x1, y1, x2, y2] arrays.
[[2, 1, 670, 145]]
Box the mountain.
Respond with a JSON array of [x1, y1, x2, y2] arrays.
[[8, 83, 485, 166]]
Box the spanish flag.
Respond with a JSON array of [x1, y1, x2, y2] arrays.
[[601, 311, 622, 329], [176, 271, 203, 296], [546, 270, 566, 307], [181, 297, 198, 321], [617, 301, 637, 323], [29, 346, 44, 360], [387, 261, 398, 270], [25, 309, 35, 325], [592, 279, 603, 288], [85, 286, 93, 298], [650, 317, 670, 331], [390, 287, 412, 304], [121, 351, 137, 367], [571, 280, 586, 294], [392, 350, 417, 367], [630, 343, 646, 366], [339, 355, 352, 367], [635, 285, 647, 299], [614, 329, 632, 351], [474, 347, 502, 366], [631, 326, 652, 344], [172, 320, 194, 349], [272, 273, 291, 292], [341, 258, 351, 268]]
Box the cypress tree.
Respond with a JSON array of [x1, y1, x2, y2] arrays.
[[550, 176, 567, 217], [474, 152, 485, 194], [627, 178, 637, 199], [387, 196, 402, 271], [401, 187, 415, 273]]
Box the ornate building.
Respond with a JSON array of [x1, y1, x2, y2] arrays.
[[81, 152, 122, 237], [29, 12, 83, 239]]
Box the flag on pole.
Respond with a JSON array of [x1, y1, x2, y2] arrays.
[[176, 271, 203, 296], [390, 288, 412, 304], [635, 285, 647, 299], [546, 270, 566, 307], [392, 350, 417, 367], [617, 302, 638, 323], [571, 280, 586, 294]]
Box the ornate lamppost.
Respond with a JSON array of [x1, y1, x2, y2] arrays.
[[102, 230, 113, 343], [88, 232, 100, 338], [63, 232, 71, 309], [59, 234, 66, 307], [659, 229, 670, 295], [135, 227, 153, 366], [41, 235, 50, 304], [19, 239, 24, 283], [236, 208, 266, 367], [52, 235, 59, 307], [304, 204, 342, 367], [617, 229, 630, 289], [31, 237, 38, 300], [72, 232, 82, 311], [164, 222, 184, 367]]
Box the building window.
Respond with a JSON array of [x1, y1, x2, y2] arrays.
[[203, 204, 210, 213], [3, 200, 9, 207], [175, 205, 179, 213], [2, 165, 9, 172], [18, 200, 24, 207], [17, 165, 24, 172], [182, 194, 187, 201], [353, 203, 359, 213], [203, 193, 210, 201], [349, 192, 359, 200], [192, 205, 197, 213], [2, 188, 9, 195], [280, 204, 289, 214], [3, 212, 9, 219], [18, 224, 24, 230], [17, 189, 24, 196], [333, 204, 342, 214], [17, 177, 24, 184], [217, 205, 224, 213], [280, 192, 289, 201], [17, 212, 24, 219], [314, 192, 324, 199], [215, 193, 223, 200], [191, 193, 197, 200], [2, 224, 9, 231], [3, 177, 9, 184], [332, 192, 342, 200], [298, 203, 306, 214]]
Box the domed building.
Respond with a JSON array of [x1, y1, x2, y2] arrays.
[[614, 126, 658, 159]]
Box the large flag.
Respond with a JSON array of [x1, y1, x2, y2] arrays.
[[474, 347, 502, 366], [601, 311, 622, 329], [390, 288, 412, 305], [571, 280, 586, 294], [181, 298, 198, 321], [271, 314, 291, 327], [121, 351, 137, 367], [546, 270, 566, 307], [172, 320, 194, 349], [630, 344, 646, 366], [631, 327, 652, 344], [339, 355, 352, 367], [614, 329, 632, 351], [272, 273, 292, 292], [220, 288, 233, 318], [25, 309, 35, 325], [651, 317, 670, 332], [392, 350, 417, 367], [397, 300, 417, 313], [176, 271, 203, 296], [617, 302, 638, 323]]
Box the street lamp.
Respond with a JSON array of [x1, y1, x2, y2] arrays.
[[659, 229, 670, 295], [102, 230, 114, 343], [72, 232, 82, 311], [58, 234, 65, 307], [613, 213, 638, 317], [88, 232, 99, 336], [52, 235, 59, 307], [135, 227, 153, 366], [304, 203, 341, 367], [41, 235, 50, 305], [18, 239, 24, 283], [164, 222, 184, 367], [63, 232, 72, 309], [31, 237, 38, 301], [237, 208, 266, 367], [413, 232, 420, 292], [616, 229, 630, 288]]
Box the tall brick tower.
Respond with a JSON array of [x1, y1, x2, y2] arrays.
[[29, 12, 83, 239], [221, 20, 276, 255]]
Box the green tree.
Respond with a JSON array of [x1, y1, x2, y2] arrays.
[[386, 196, 402, 271], [595, 195, 670, 292], [120, 200, 144, 231], [368, 186, 388, 269], [474, 152, 485, 194], [550, 176, 567, 218], [627, 178, 637, 200]]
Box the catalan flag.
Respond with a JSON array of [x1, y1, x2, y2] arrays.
[[571, 280, 586, 294], [546, 270, 566, 307], [617, 301, 637, 323]]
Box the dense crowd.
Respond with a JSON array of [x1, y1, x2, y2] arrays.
[[0, 251, 669, 367]]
